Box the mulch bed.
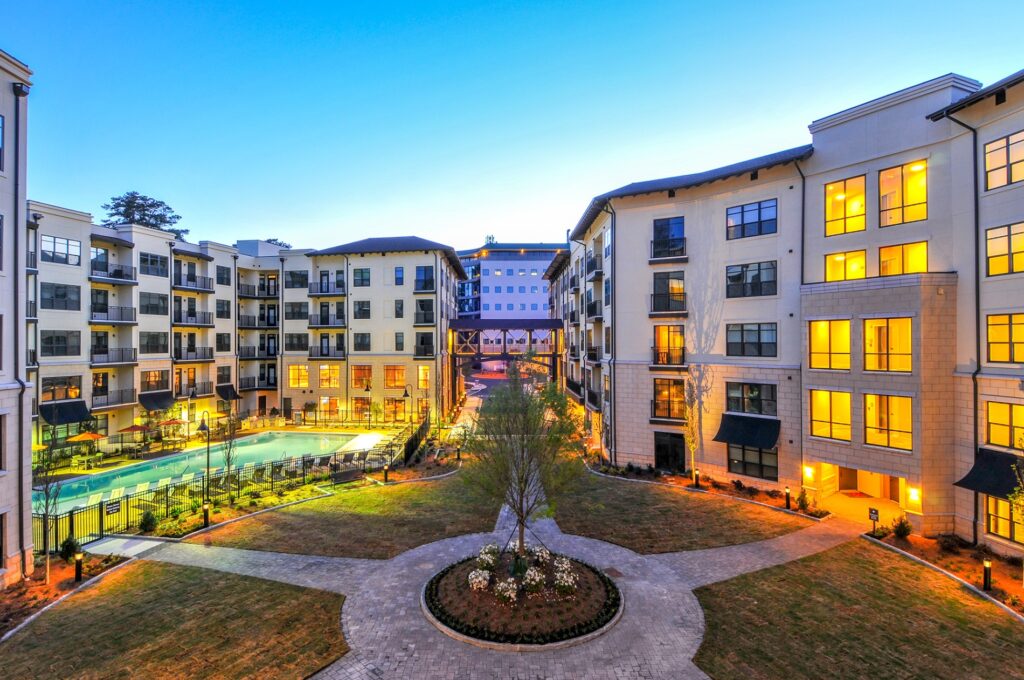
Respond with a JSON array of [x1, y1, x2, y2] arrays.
[[425, 553, 620, 645]]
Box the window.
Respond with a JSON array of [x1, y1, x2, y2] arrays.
[[726, 199, 777, 240], [652, 379, 685, 420], [285, 333, 308, 351], [728, 444, 778, 481], [216, 333, 231, 352], [285, 270, 308, 288], [518, 286, 526, 294], [652, 271, 685, 312], [139, 332, 169, 354], [284, 302, 308, 319], [394, 266, 404, 285], [394, 299, 404, 318], [418, 365, 430, 390], [810, 389, 851, 441], [40, 331, 81, 357], [506, 269, 513, 276], [879, 241, 927, 276], [879, 160, 929, 228], [353, 333, 370, 351], [809, 320, 850, 369], [985, 223, 1024, 276], [726, 322, 777, 357], [653, 432, 685, 469], [864, 318, 912, 372], [139, 292, 168, 315], [216, 265, 231, 285], [825, 250, 866, 281], [141, 370, 168, 391], [354, 268, 370, 287], [40, 283, 81, 310], [287, 365, 309, 388], [653, 325, 685, 365], [216, 299, 231, 319], [984, 130, 1024, 190], [865, 394, 913, 450], [384, 365, 406, 389], [987, 313, 1024, 363], [986, 497, 1024, 546], [319, 364, 341, 388], [385, 397, 406, 422], [354, 301, 370, 319], [824, 176, 866, 235], [41, 376, 82, 402], [395, 331, 404, 351], [139, 252, 169, 276], [40, 235, 82, 266], [352, 365, 372, 388], [652, 216, 686, 257], [216, 365, 231, 384], [726, 261, 777, 298], [987, 401, 1024, 450], [726, 382, 777, 416], [415, 265, 435, 290]]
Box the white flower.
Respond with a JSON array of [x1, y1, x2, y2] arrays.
[[476, 552, 496, 570], [468, 569, 491, 591], [495, 577, 518, 603], [523, 566, 545, 593], [554, 567, 579, 595], [479, 543, 499, 557], [553, 556, 572, 573], [531, 545, 551, 564]]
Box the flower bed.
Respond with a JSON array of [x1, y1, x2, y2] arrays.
[[423, 545, 621, 645]]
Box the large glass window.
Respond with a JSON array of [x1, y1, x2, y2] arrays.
[[384, 365, 406, 389], [652, 216, 685, 258], [879, 160, 927, 226], [726, 322, 777, 357], [654, 432, 685, 470], [352, 365, 372, 389], [824, 176, 866, 236], [809, 319, 850, 370], [986, 223, 1024, 276], [864, 317, 912, 372], [216, 265, 231, 285], [879, 241, 927, 276], [810, 389, 851, 441], [319, 364, 341, 388], [987, 401, 1024, 450], [651, 271, 685, 312], [353, 301, 370, 319], [139, 332, 168, 354], [40, 283, 81, 311], [139, 252, 168, 277], [726, 199, 777, 240], [40, 331, 81, 357], [652, 378, 685, 420], [285, 270, 308, 288], [288, 365, 309, 388], [353, 268, 370, 287], [728, 444, 778, 481], [418, 365, 430, 390], [726, 382, 777, 416], [139, 292, 168, 315], [987, 313, 1024, 363], [653, 325, 685, 365], [986, 496, 1024, 545], [41, 376, 82, 402], [984, 130, 1024, 190], [215, 299, 231, 319], [864, 394, 913, 450], [41, 235, 82, 266], [825, 250, 866, 281], [726, 261, 777, 298]]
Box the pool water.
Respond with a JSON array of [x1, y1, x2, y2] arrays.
[[40, 431, 357, 512]]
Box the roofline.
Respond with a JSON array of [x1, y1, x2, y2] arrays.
[[927, 68, 1024, 121], [457, 243, 569, 257], [305, 244, 467, 280], [543, 251, 570, 280], [0, 49, 32, 82]]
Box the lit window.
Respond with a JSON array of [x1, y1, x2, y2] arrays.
[[986, 496, 1024, 545], [288, 365, 308, 388], [987, 401, 1024, 450], [984, 130, 1024, 190], [864, 394, 913, 450], [987, 313, 1024, 363], [384, 365, 405, 389], [879, 160, 927, 226], [418, 365, 430, 390], [351, 365, 372, 389], [810, 389, 851, 441], [879, 241, 927, 276], [824, 176, 866, 236], [986, 223, 1024, 276], [825, 250, 866, 281], [809, 320, 850, 370], [319, 364, 340, 388], [864, 318, 912, 372]]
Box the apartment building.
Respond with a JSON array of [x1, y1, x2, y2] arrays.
[[550, 70, 1024, 555], [0, 50, 33, 586], [457, 242, 564, 319]]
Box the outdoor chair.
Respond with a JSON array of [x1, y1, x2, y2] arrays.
[[108, 487, 125, 501], [143, 486, 170, 511], [156, 477, 172, 488], [252, 467, 267, 485], [315, 455, 331, 468], [271, 462, 286, 482], [70, 455, 84, 470], [86, 492, 103, 506], [134, 482, 150, 495], [340, 452, 355, 466]]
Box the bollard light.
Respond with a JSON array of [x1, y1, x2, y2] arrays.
[[74, 552, 84, 582], [694, 468, 701, 489], [457, 446, 461, 462], [203, 501, 211, 528], [983, 559, 992, 591], [785, 486, 791, 510], [384, 463, 389, 483]]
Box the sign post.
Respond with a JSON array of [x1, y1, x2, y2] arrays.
[[869, 507, 879, 534]]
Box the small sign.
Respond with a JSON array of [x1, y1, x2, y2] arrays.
[[105, 500, 121, 515], [868, 507, 879, 522]]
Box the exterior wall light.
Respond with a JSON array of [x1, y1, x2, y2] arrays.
[[803, 465, 815, 482]]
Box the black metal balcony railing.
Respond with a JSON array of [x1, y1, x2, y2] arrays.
[[652, 347, 686, 366], [414, 345, 436, 358], [651, 400, 685, 421], [569, 309, 579, 324], [91, 263, 138, 282], [92, 388, 137, 409], [175, 382, 213, 398], [238, 346, 278, 359], [26, 349, 38, 367], [237, 283, 279, 298], [586, 389, 602, 409], [238, 315, 278, 328], [173, 347, 214, 361], [586, 255, 603, 278], [141, 381, 171, 393], [565, 378, 582, 397], [309, 346, 346, 359], [90, 347, 138, 364], [586, 300, 603, 320], [172, 310, 214, 326], [414, 278, 436, 293], [27, 251, 37, 269], [650, 293, 687, 314], [90, 305, 137, 323], [568, 345, 579, 359], [239, 376, 277, 390], [570, 275, 580, 291], [586, 346, 600, 362], [308, 282, 346, 295], [414, 311, 436, 325], [650, 237, 687, 260], [308, 314, 346, 327], [172, 273, 214, 291], [26, 300, 37, 318]]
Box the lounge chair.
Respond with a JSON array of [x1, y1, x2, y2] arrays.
[[340, 452, 355, 466], [180, 472, 195, 484], [108, 487, 125, 501], [133, 482, 150, 495], [156, 477, 172, 488], [271, 462, 286, 482], [86, 492, 103, 506], [315, 455, 331, 469], [143, 486, 170, 512], [252, 467, 267, 485]]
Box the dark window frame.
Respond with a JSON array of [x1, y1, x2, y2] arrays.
[[726, 198, 777, 240], [725, 261, 777, 298], [40, 282, 82, 311], [353, 268, 370, 287], [726, 322, 778, 357], [726, 382, 777, 416], [728, 443, 779, 481]]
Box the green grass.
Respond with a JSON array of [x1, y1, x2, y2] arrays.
[[555, 472, 808, 553], [694, 540, 1024, 680], [189, 475, 501, 558], [0, 561, 347, 679]]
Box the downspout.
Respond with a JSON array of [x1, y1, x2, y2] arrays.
[[12, 82, 30, 577], [948, 113, 982, 545], [232, 255, 239, 415], [795, 160, 807, 285], [433, 251, 441, 430], [277, 256, 284, 414], [603, 202, 617, 468]]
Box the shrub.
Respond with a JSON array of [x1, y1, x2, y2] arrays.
[[468, 569, 491, 591], [626, 462, 636, 474], [744, 486, 759, 498], [645, 464, 655, 475], [765, 489, 782, 499], [139, 511, 157, 533], [476, 553, 496, 570], [59, 535, 82, 564], [495, 577, 518, 604], [731, 479, 745, 491], [892, 515, 913, 539], [796, 490, 810, 512], [937, 534, 962, 554], [480, 543, 499, 557], [807, 507, 830, 518], [554, 566, 579, 595], [869, 524, 892, 539], [531, 545, 551, 565], [523, 567, 545, 593]]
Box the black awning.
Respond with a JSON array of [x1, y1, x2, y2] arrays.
[[138, 390, 175, 411], [954, 448, 1024, 500], [38, 400, 91, 426], [90, 233, 135, 249], [172, 247, 214, 262], [713, 414, 781, 449], [216, 384, 241, 400]]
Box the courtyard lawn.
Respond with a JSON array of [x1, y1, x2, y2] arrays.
[[694, 540, 1024, 680], [188, 475, 501, 559], [555, 472, 808, 553], [0, 561, 347, 679]]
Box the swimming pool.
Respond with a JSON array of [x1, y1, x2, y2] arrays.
[[39, 431, 358, 513]]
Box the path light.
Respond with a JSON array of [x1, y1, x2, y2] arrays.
[[74, 552, 84, 582], [694, 469, 701, 489], [384, 463, 389, 483], [203, 501, 210, 528], [983, 559, 992, 591], [785, 486, 791, 510]]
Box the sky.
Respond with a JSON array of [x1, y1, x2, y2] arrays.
[[2, 1, 1020, 250]]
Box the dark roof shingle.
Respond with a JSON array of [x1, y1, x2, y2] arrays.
[[307, 236, 467, 279], [928, 68, 1024, 120]]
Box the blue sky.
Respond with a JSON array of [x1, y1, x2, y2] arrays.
[[3, 1, 1019, 250]]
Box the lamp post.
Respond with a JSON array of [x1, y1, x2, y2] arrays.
[[383, 463, 389, 483], [694, 469, 701, 489], [197, 410, 210, 503], [402, 384, 412, 425], [186, 387, 197, 440], [74, 551, 83, 582], [364, 381, 372, 429], [983, 559, 993, 591], [203, 501, 210, 528], [785, 486, 791, 510]]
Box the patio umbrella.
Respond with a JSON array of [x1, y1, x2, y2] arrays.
[[118, 424, 149, 433], [159, 418, 188, 426], [66, 432, 106, 443], [31, 443, 48, 452]]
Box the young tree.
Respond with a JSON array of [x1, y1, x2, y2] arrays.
[[220, 415, 240, 504], [101, 191, 187, 240], [679, 365, 714, 481], [1010, 459, 1024, 587], [462, 365, 582, 555], [265, 238, 291, 248], [33, 427, 65, 585]]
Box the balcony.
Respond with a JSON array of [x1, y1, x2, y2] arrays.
[[92, 388, 137, 410], [90, 347, 138, 365], [175, 382, 213, 398], [141, 381, 171, 393], [309, 346, 346, 360], [586, 300, 603, 322], [26, 251, 37, 271], [650, 400, 686, 423], [173, 347, 214, 362], [414, 278, 436, 293], [239, 377, 277, 391], [237, 283, 279, 298], [89, 305, 137, 324], [172, 273, 215, 292], [570, 275, 580, 292], [238, 315, 278, 329], [26, 300, 37, 319], [239, 346, 278, 360], [90, 263, 138, 284], [568, 345, 579, 359], [172, 310, 214, 327], [308, 314, 346, 328], [414, 311, 436, 326], [586, 389, 602, 410], [651, 347, 686, 368], [308, 282, 346, 296], [650, 237, 688, 263], [586, 255, 603, 281], [650, 293, 687, 316], [414, 345, 436, 359], [585, 346, 600, 363], [565, 377, 582, 398], [569, 309, 579, 325], [26, 349, 38, 367]]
